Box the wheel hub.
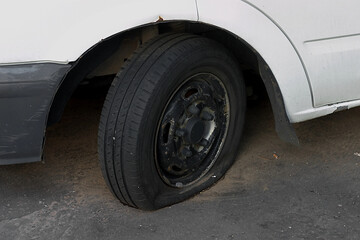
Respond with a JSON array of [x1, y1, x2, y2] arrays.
[[155, 73, 230, 187], [183, 117, 205, 144]]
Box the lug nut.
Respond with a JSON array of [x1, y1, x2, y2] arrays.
[[199, 138, 209, 146], [175, 129, 185, 137], [188, 104, 200, 115], [202, 112, 214, 121], [182, 148, 192, 157]]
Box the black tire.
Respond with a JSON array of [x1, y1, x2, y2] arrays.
[[98, 33, 246, 210]]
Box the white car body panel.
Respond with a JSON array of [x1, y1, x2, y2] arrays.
[[247, 0, 360, 107], [197, 0, 314, 123], [0, 0, 197, 64], [0, 0, 360, 123]]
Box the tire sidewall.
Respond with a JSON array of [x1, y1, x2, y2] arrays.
[[136, 43, 246, 209]]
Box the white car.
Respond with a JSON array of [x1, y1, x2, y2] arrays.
[[1, 0, 359, 210]]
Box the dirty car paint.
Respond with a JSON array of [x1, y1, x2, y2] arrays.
[[0, 64, 70, 165]]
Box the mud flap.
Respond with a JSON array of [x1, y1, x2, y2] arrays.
[[258, 57, 300, 146]]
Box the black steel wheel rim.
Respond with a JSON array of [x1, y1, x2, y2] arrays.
[[155, 73, 230, 188]]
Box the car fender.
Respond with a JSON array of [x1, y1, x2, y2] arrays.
[[197, 0, 313, 123], [0, 0, 198, 64]]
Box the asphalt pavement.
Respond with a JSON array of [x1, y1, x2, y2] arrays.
[[1, 89, 360, 240]]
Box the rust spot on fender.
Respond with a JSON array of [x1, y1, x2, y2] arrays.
[[156, 16, 164, 22]]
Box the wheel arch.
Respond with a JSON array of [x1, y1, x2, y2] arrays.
[[47, 19, 301, 144]]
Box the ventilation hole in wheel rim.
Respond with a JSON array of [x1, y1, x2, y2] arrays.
[[171, 165, 182, 172], [162, 122, 171, 144], [184, 88, 198, 98]]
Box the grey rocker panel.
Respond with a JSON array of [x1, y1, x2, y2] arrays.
[[0, 63, 70, 165]]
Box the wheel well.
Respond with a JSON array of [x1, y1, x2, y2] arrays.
[[47, 21, 298, 145]]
